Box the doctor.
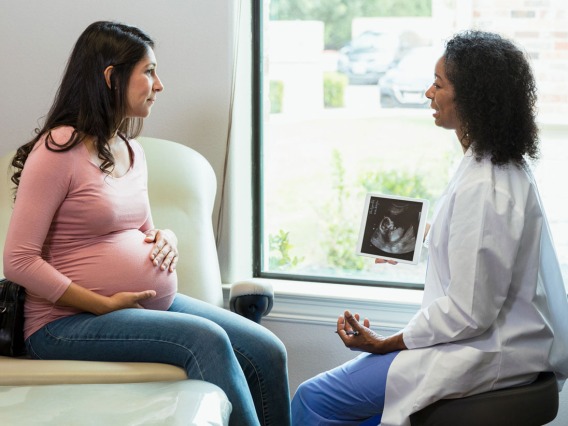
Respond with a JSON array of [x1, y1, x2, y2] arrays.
[[291, 30, 568, 426]]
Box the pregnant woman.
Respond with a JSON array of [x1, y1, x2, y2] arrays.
[[3, 21, 290, 426]]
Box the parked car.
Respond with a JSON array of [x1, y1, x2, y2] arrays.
[[337, 31, 400, 85], [378, 46, 441, 108]]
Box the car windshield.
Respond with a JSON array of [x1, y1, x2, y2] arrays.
[[397, 48, 437, 72], [351, 32, 398, 52]]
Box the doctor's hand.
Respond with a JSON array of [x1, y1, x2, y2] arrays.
[[375, 258, 398, 265], [336, 310, 407, 354], [145, 228, 179, 272]]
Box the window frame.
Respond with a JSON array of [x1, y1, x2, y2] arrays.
[[251, 1, 568, 294], [251, 0, 264, 281], [251, 1, 424, 290]]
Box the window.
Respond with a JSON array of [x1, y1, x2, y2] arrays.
[[254, 0, 568, 291]]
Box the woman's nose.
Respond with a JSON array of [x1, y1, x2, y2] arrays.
[[425, 84, 434, 100], [154, 74, 164, 92]]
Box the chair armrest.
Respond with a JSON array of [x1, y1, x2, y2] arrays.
[[229, 280, 274, 323]]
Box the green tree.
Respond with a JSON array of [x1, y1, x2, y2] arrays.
[[269, 0, 432, 49]]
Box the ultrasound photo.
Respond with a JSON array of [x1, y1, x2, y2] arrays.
[[357, 194, 428, 264]]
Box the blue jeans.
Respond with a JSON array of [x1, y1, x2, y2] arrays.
[[26, 293, 291, 426], [291, 351, 400, 425]]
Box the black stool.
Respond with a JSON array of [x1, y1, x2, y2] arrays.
[[410, 372, 559, 426]]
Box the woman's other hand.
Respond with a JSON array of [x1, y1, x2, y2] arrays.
[[145, 228, 179, 272], [106, 290, 157, 312], [57, 283, 156, 315], [336, 310, 407, 354]]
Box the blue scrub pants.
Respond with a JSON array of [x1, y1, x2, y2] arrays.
[[292, 350, 400, 425], [26, 293, 291, 426]]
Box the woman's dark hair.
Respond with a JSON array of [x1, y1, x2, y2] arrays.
[[11, 21, 155, 189], [444, 30, 539, 165]]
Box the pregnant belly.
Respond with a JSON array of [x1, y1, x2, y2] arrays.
[[51, 230, 177, 311]]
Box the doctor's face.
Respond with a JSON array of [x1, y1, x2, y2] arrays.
[[425, 56, 460, 134]]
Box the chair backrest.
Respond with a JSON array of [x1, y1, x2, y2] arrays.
[[139, 137, 223, 306], [0, 152, 14, 274], [0, 137, 223, 307]]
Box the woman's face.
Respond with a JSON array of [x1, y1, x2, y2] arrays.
[[125, 47, 164, 118], [425, 56, 461, 137]]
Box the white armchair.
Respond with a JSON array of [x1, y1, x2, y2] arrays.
[[0, 137, 231, 424]]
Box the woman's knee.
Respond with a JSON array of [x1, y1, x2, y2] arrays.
[[245, 327, 288, 370], [264, 331, 287, 365], [137, 313, 235, 364], [182, 319, 233, 351]]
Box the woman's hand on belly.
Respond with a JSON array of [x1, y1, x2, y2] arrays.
[[57, 282, 157, 315], [51, 229, 178, 311], [144, 228, 179, 272]]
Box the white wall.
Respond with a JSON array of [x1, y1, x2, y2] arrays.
[[0, 0, 234, 228], [2, 1, 566, 424]]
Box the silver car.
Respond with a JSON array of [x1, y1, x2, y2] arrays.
[[379, 46, 441, 108]]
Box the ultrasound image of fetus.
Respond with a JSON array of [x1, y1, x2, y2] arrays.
[[370, 201, 417, 254]]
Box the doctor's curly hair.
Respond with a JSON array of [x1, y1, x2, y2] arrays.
[[444, 30, 539, 166]]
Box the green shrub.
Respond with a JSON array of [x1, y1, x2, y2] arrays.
[[268, 229, 304, 271], [324, 150, 366, 271], [358, 169, 433, 200], [324, 72, 347, 108], [324, 150, 435, 272], [269, 80, 284, 114]]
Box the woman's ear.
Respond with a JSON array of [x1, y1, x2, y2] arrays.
[[103, 65, 114, 89]]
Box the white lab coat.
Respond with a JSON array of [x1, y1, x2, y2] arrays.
[[381, 150, 568, 426]]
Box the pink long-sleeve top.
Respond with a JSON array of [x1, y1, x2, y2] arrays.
[[3, 127, 177, 339]]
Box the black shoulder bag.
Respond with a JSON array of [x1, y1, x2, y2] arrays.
[[0, 278, 26, 357]]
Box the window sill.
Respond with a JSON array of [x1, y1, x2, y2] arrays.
[[222, 278, 422, 334]]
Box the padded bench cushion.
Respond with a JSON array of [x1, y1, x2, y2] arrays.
[[0, 356, 187, 385], [1, 380, 231, 425]]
